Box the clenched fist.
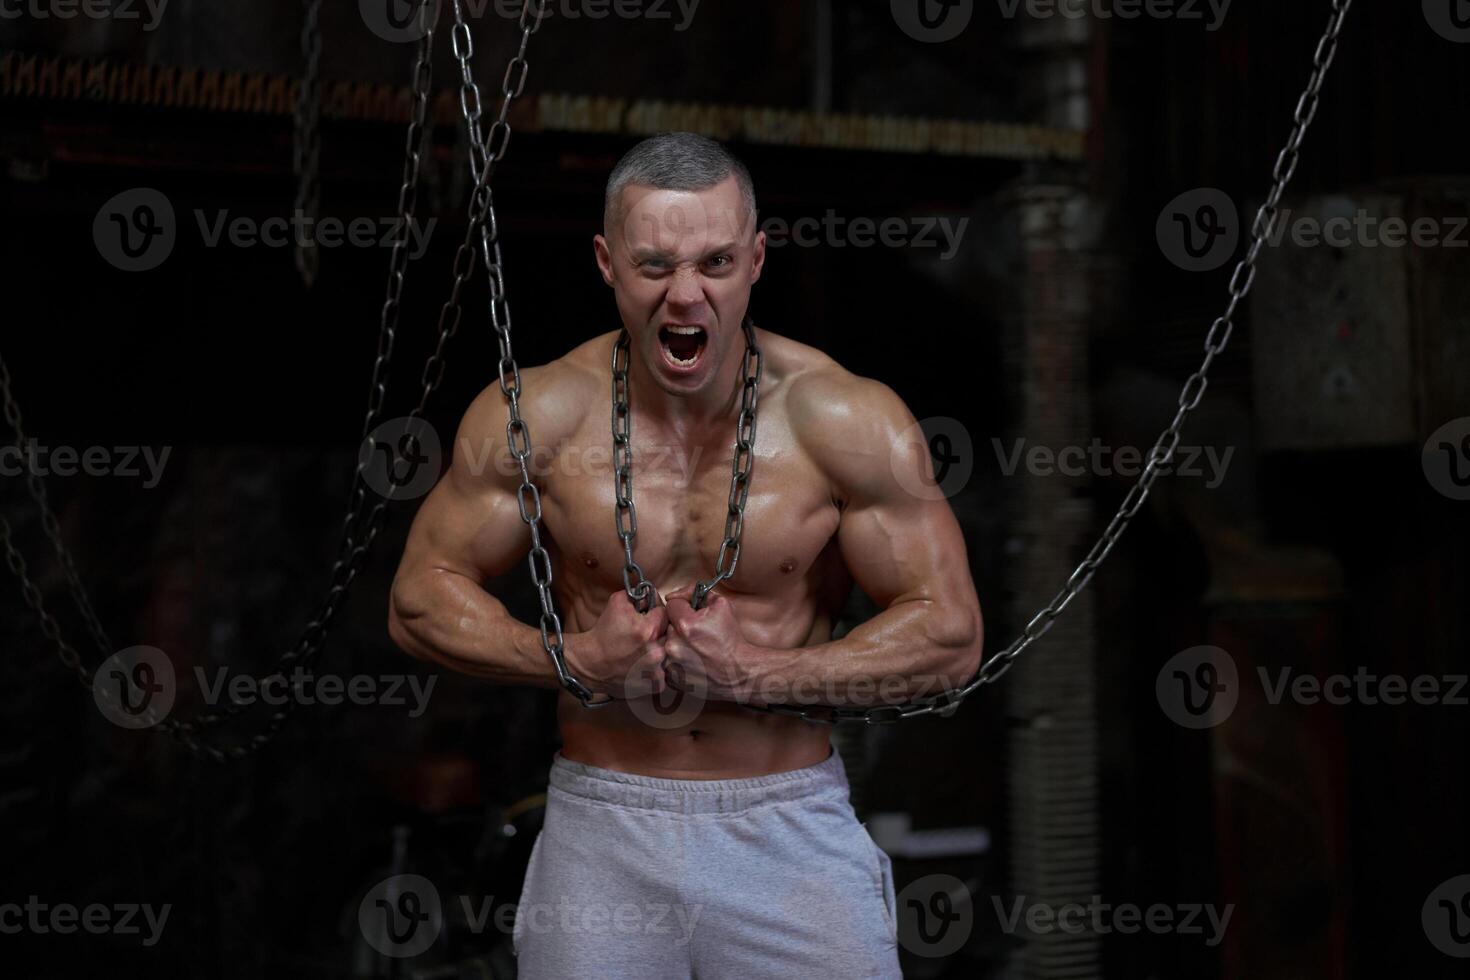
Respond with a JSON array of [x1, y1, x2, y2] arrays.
[[563, 590, 669, 698]]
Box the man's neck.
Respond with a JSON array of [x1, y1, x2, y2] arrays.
[[625, 332, 751, 436]]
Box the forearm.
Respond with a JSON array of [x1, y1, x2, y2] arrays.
[[747, 598, 982, 708], [389, 567, 569, 690]]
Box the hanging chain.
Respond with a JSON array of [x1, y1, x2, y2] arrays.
[[176, 0, 447, 745], [438, 0, 612, 706], [612, 320, 763, 617], [292, 0, 324, 288], [2, 0, 1353, 736], [0, 0, 544, 760], [0, 357, 116, 664], [750, 0, 1356, 725]]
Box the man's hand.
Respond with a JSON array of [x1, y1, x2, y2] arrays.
[[662, 587, 765, 703], [564, 590, 669, 698]]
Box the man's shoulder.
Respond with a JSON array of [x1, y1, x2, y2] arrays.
[[775, 332, 917, 497], [458, 333, 610, 444], [779, 337, 911, 442]]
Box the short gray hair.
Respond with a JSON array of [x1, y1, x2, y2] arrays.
[[603, 132, 757, 236]]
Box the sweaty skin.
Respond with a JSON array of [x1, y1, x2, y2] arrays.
[[389, 176, 983, 779]]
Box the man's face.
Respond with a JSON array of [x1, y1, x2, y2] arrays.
[[594, 175, 765, 397]]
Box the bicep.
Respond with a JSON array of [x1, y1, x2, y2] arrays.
[[836, 480, 972, 611], [817, 377, 975, 612], [397, 391, 535, 586]]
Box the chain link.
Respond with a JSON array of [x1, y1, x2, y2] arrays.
[[612, 319, 763, 618], [747, 0, 1356, 725], [292, 0, 324, 288], [439, 0, 612, 706]]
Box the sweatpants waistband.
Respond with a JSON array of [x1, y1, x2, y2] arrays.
[[547, 748, 847, 815]]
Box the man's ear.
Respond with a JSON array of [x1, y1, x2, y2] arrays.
[[593, 234, 615, 287], [749, 227, 766, 285]]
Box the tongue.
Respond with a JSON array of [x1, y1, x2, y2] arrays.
[[664, 330, 704, 360]]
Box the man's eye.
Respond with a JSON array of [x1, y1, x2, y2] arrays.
[[707, 255, 732, 269]]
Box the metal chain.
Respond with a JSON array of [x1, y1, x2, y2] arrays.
[[0, 0, 524, 761], [292, 0, 324, 288], [174, 0, 550, 749], [180, 0, 447, 739], [2, 0, 1353, 738], [438, 0, 610, 706], [612, 319, 763, 616], [749, 0, 1356, 725], [0, 355, 115, 661], [0, 514, 89, 689]]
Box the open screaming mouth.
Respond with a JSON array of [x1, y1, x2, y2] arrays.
[[659, 325, 708, 367]]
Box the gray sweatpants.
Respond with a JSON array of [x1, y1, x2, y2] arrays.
[[512, 748, 901, 979]]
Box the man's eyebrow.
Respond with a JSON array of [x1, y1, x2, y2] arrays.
[[628, 241, 740, 264]]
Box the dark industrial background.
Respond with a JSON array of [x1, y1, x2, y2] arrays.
[[2, 2, 1467, 978]]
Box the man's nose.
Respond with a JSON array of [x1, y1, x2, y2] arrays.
[[665, 267, 706, 309]]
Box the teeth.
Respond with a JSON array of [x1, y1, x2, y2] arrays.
[[666, 325, 703, 335]]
